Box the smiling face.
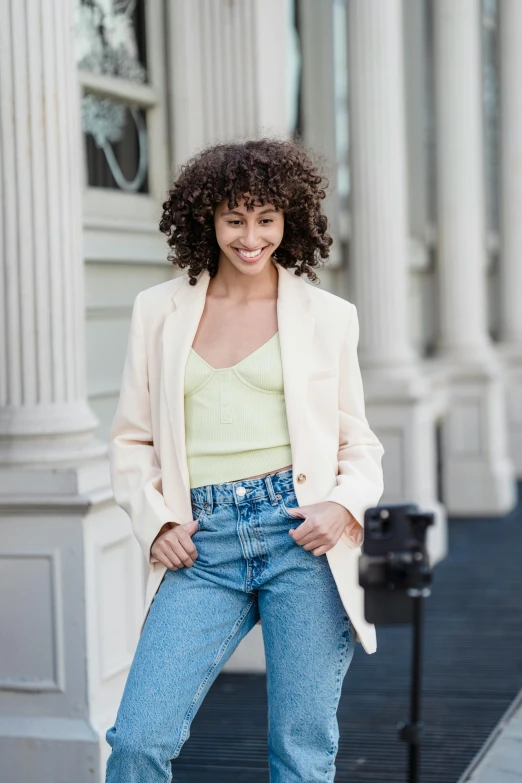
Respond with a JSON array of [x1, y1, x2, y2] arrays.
[[213, 196, 285, 277]]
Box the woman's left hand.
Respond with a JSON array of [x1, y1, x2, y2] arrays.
[[287, 501, 363, 556]]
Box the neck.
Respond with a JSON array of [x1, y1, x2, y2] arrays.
[[208, 256, 279, 303]]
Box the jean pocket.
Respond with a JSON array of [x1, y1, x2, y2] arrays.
[[191, 504, 207, 531], [278, 490, 301, 521]]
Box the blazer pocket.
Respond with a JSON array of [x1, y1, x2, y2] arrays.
[[307, 364, 338, 382]]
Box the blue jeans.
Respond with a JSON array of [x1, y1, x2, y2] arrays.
[[105, 467, 355, 782]]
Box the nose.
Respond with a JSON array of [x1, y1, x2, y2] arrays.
[[241, 223, 263, 249]]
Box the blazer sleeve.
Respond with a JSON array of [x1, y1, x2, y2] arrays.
[[109, 291, 179, 565], [324, 303, 385, 528]]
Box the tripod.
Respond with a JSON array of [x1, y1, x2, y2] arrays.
[[397, 567, 432, 783], [359, 504, 435, 783]]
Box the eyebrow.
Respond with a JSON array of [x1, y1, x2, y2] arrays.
[[221, 207, 278, 217]]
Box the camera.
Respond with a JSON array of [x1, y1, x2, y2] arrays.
[[359, 503, 434, 625]]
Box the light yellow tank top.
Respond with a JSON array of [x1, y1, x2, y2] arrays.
[[183, 332, 292, 488]]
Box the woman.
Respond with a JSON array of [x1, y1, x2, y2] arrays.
[[105, 139, 385, 782]]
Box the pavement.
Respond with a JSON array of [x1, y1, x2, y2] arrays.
[[459, 688, 522, 782]]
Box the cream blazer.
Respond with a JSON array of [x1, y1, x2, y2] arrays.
[[109, 261, 385, 654]]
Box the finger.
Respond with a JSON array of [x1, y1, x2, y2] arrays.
[[153, 548, 179, 569], [295, 527, 328, 546], [168, 536, 196, 568], [305, 526, 341, 547], [176, 528, 198, 559], [182, 517, 199, 534], [162, 543, 184, 568], [157, 537, 185, 568], [286, 508, 307, 519], [311, 544, 330, 557], [288, 519, 315, 542], [302, 536, 327, 551]]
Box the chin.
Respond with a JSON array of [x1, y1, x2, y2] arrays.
[[225, 252, 274, 274]]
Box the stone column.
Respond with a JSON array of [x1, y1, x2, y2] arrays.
[[498, 0, 522, 473], [346, 0, 447, 564], [167, 0, 291, 166], [0, 0, 102, 470], [298, 0, 342, 280], [0, 3, 142, 780], [347, 0, 416, 371], [432, 0, 515, 512]]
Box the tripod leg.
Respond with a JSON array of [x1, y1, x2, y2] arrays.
[[408, 595, 424, 783]]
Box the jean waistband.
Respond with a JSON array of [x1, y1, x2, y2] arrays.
[[190, 467, 295, 508]]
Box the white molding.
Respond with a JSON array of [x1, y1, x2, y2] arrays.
[[95, 535, 137, 682], [77, 71, 158, 107], [0, 550, 65, 693]]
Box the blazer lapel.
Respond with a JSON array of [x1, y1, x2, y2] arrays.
[[162, 270, 210, 494], [275, 262, 315, 464], [162, 261, 315, 498]]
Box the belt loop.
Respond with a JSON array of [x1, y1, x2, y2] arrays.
[[264, 472, 278, 505], [205, 484, 213, 514]]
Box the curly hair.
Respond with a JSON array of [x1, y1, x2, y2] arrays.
[[159, 138, 333, 286]]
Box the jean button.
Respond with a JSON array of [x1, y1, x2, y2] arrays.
[[236, 486, 246, 496]]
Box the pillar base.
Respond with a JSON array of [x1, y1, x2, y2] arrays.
[[498, 343, 522, 476], [0, 400, 106, 467], [0, 717, 100, 783], [0, 459, 143, 783], [439, 356, 517, 516], [364, 367, 449, 567]]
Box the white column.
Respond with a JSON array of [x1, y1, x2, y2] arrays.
[[0, 0, 102, 469], [433, 0, 492, 362], [0, 4, 141, 781], [298, 0, 342, 277], [347, 0, 416, 371], [432, 0, 516, 512], [346, 0, 447, 565], [499, 0, 522, 347], [167, 0, 291, 167], [498, 0, 522, 472]]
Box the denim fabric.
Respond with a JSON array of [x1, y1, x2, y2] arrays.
[[105, 467, 355, 782]]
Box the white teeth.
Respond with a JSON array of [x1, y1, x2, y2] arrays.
[[236, 247, 264, 258]]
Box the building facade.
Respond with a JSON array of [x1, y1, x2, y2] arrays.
[[1, 1, 520, 780]]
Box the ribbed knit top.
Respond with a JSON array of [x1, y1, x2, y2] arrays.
[[183, 332, 293, 488]]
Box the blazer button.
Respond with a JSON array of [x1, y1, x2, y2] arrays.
[[296, 473, 306, 484]]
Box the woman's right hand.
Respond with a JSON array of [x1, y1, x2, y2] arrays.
[[150, 518, 199, 569]]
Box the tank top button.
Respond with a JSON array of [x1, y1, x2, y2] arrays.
[[296, 473, 307, 484]]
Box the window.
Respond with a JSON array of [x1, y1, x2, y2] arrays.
[[74, 0, 168, 231]]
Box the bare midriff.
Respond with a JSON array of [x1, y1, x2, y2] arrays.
[[240, 463, 293, 481]]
